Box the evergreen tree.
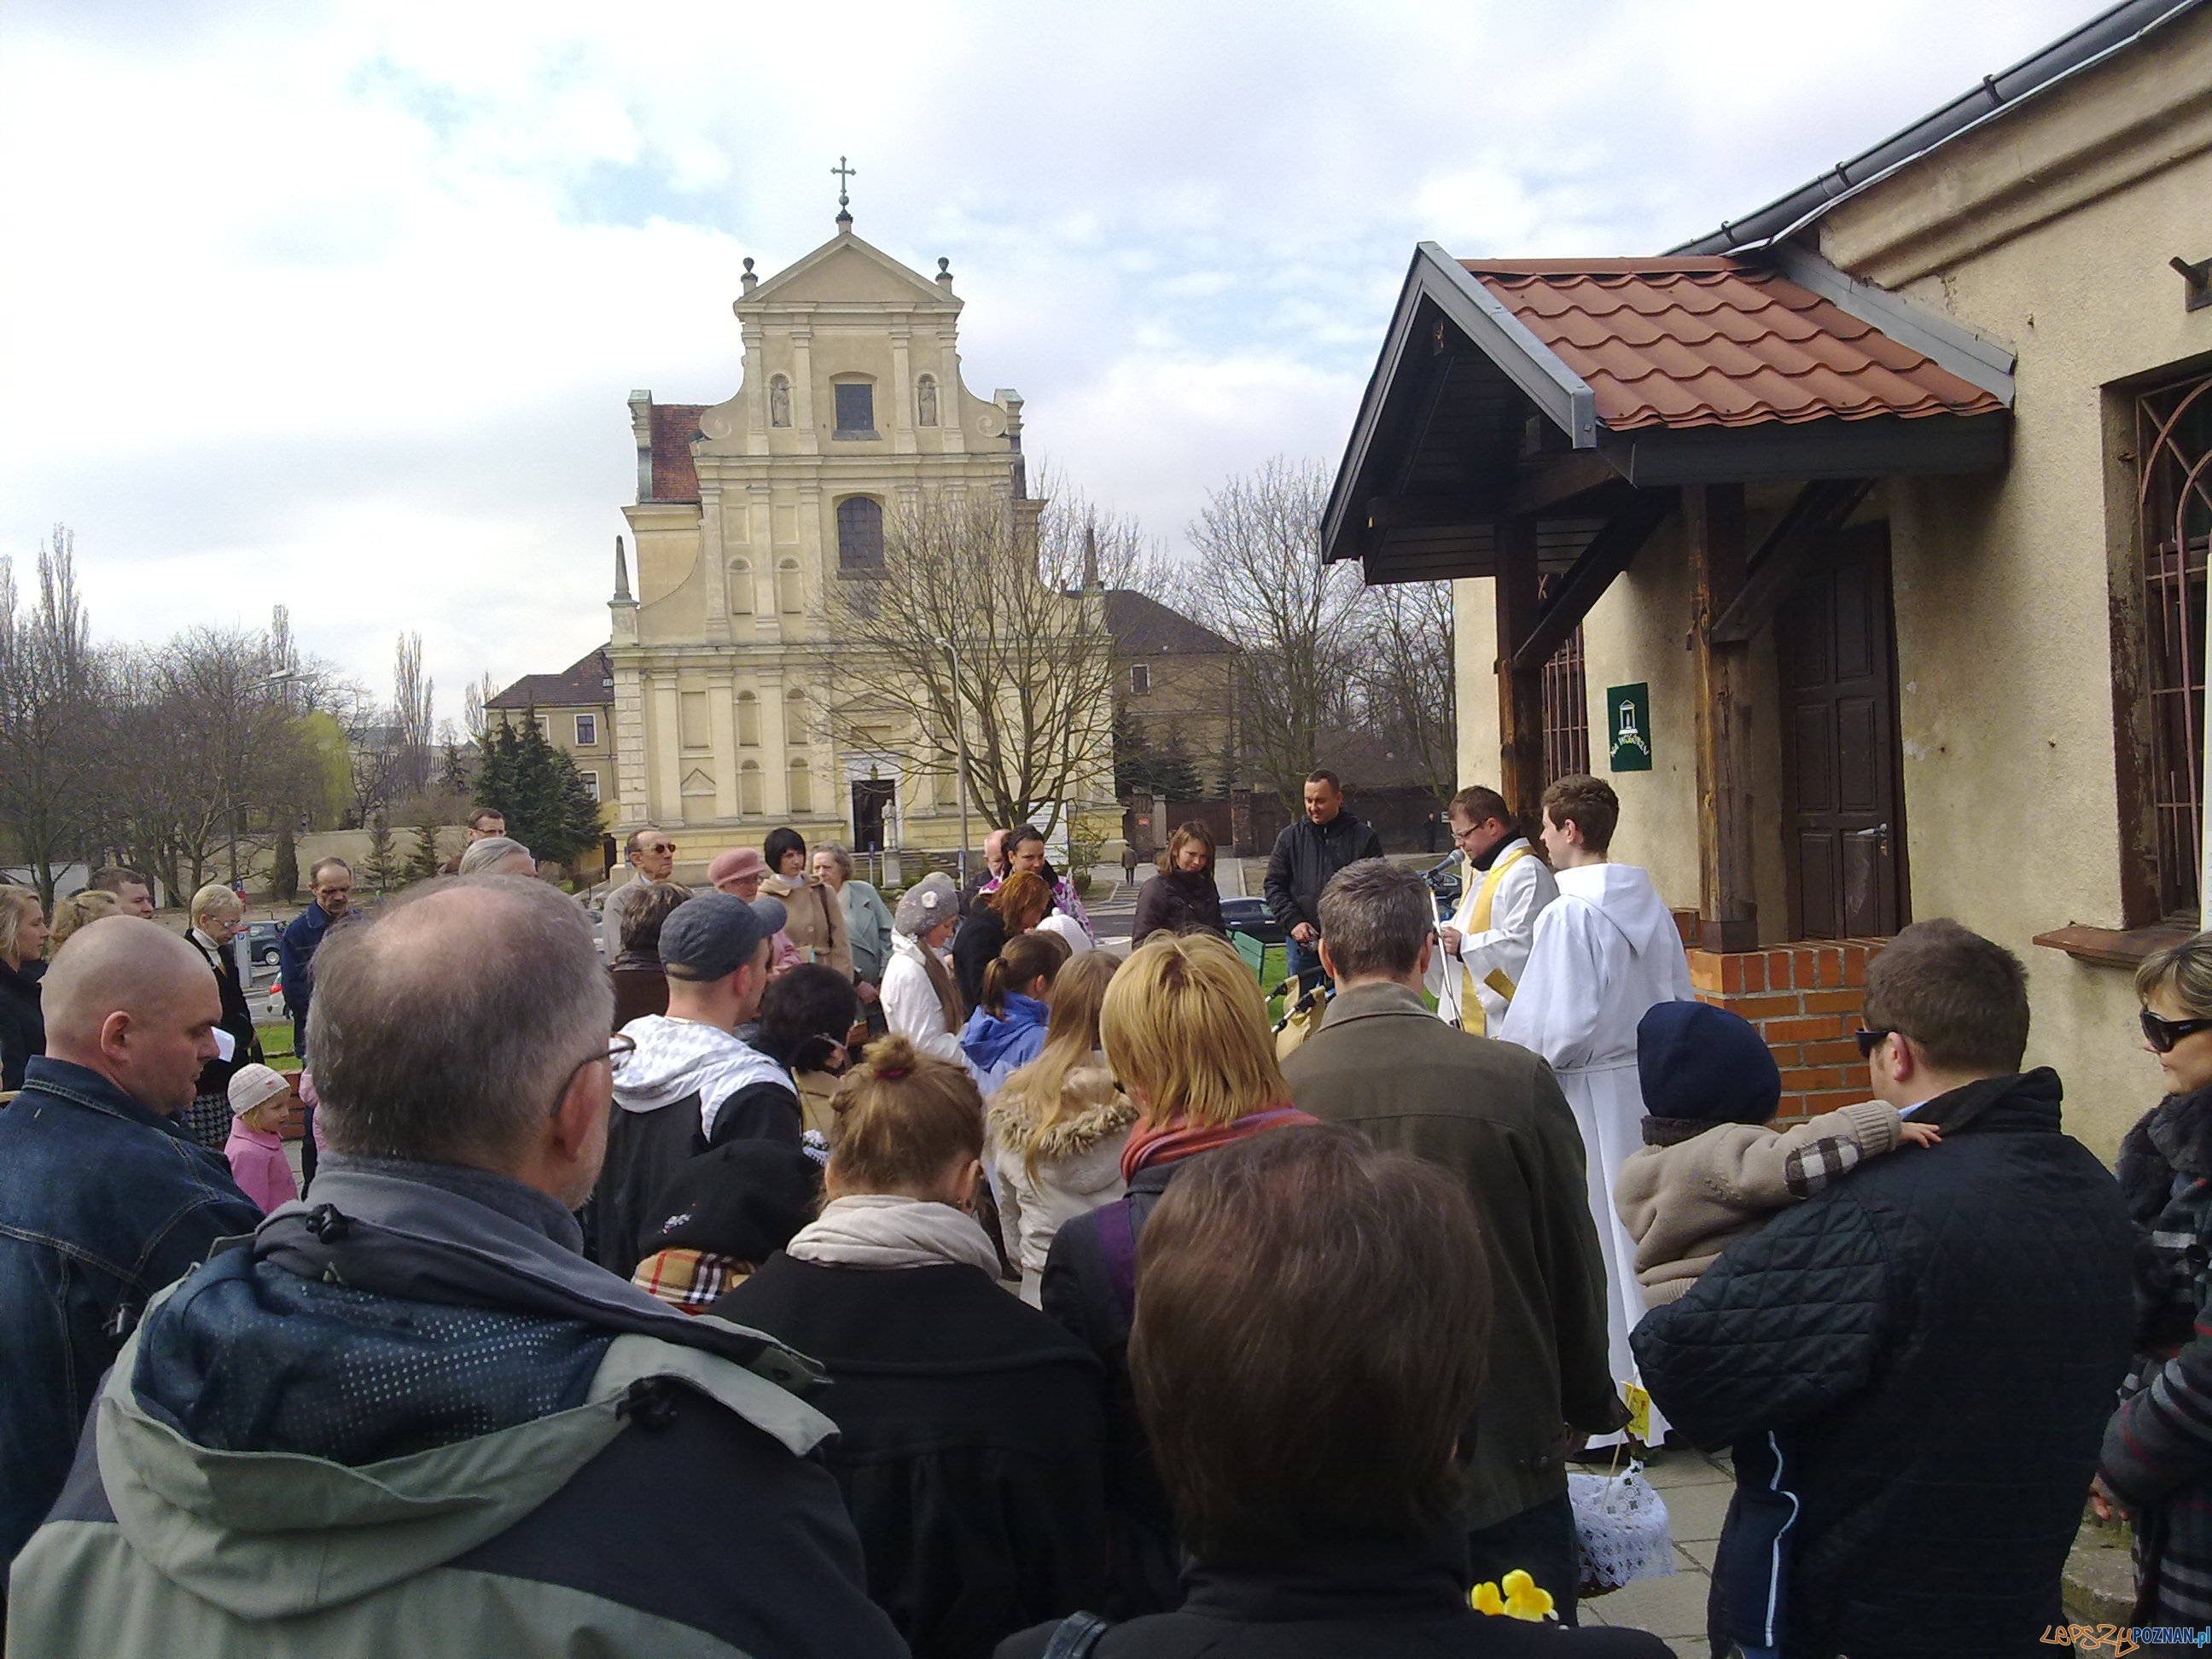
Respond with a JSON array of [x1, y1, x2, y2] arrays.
[[474, 713, 601, 867], [363, 812, 399, 892], [271, 826, 299, 902], [406, 815, 446, 881], [440, 741, 470, 795]]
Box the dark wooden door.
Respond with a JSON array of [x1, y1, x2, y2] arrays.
[[1775, 523, 1908, 939]]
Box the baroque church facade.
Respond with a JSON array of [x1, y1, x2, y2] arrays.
[[608, 213, 1040, 867]]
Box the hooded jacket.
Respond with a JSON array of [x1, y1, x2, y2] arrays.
[[961, 994, 1051, 1095], [987, 1059, 1138, 1304], [6, 1156, 905, 1659], [593, 1016, 800, 1280], [1632, 1070, 2131, 1658], [1495, 863, 1693, 1070]]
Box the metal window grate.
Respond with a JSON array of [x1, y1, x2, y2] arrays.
[[1541, 622, 1591, 781], [2139, 370, 2212, 922]]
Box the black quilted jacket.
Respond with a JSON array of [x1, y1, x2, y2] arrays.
[[1632, 1068, 2132, 1659]]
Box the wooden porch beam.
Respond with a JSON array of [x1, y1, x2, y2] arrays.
[[1687, 481, 1759, 953], [1503, 450, 1627, 517], [1365, 493, 1497, 531], [1493, 515, 1547, 822], [1709, 478, 1875, 645], [1510, 491, 1676, 673]]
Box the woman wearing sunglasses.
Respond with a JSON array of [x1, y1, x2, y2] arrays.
[[2096, 932, 2212, 1625]]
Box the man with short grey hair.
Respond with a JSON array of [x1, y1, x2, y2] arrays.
[[456, 835, 535, 878], [9, 876, 904, 1659], [1280, 857, 1621, 1623]]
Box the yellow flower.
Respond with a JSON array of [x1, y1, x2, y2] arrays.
[[1470, 1580, 1505, 1615], [1501, 1569, 1557, 1621]]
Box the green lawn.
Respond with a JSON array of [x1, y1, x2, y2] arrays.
[[256, 1022, 296, 1064]]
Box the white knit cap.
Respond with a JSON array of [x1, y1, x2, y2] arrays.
[[227, 1062, 292, 1116]]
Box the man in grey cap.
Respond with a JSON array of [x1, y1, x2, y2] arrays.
[[592, 891, 798, 1280]]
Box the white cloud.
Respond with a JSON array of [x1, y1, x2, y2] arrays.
[[0, 0, 2098, 715]]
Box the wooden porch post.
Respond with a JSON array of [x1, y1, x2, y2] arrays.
[[1494, 515, 1546, 822], [1686, 482, 1758, 952]]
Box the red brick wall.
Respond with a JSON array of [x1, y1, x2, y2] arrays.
[[1684, 940, 1888, 1122]]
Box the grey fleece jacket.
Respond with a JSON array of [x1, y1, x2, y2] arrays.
[[1613, 1100, 1903, 1305]]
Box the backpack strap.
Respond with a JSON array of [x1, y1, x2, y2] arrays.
[[1099, 1198, 1139, 1324], [1041, 1610, 1114, 1658]]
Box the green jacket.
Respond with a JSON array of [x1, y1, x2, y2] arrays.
[[1282, 979, 1623, 1530], [7, 1161, 906, 1659]]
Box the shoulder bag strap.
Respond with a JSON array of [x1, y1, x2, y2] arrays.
[[1041, 1610, 1114, 1658]]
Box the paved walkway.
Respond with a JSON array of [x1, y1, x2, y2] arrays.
[[1575, 1445, 1732, 1655]]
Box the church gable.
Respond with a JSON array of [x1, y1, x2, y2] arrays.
[[745, 230, 951, 311]]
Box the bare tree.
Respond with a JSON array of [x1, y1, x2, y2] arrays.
[[0, 527, 105, 905], [812, 486, 1126, 838], [393, 631, 434, 798], [1179, 457, 1367, 807], [1353, 579, 1457, 801], [95, 625, 329, 897], [463, 672, 495, 743]]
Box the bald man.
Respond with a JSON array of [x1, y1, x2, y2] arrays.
[[0, 917, 259, 1577]]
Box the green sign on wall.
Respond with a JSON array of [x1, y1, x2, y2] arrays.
[[1608, 683, 1652, 772]]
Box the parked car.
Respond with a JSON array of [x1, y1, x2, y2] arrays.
[[1220, 898, 1284, 946], [245, 921, 283, 967]]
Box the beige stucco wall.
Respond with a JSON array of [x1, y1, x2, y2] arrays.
[[1810, 20, 2212, 1159]]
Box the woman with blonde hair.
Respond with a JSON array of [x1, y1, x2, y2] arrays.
[[1039, 930, 1317, 1615], [709, 1036, 1108, 1659], [46, 888, 118, 950], [959, 929, 1069, 1095], [2100, 931, 2212, 1620], [0, 888, 49, 1092], [987, 951, 1136, 1305]]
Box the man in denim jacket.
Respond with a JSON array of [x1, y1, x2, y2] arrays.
[[0, 917, 259, 1584]]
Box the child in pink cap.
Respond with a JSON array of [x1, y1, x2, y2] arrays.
[[224, 1063, 300, 1214]]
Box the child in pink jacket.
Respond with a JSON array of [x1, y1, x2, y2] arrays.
[[224, 1063, 300, 1214]]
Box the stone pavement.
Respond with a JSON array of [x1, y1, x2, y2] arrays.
[[1575, 1445, 1732, 1656]]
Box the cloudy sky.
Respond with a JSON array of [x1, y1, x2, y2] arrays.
[[1, 0, 2094, 719]]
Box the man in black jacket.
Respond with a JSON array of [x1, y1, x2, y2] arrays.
[[1633, 919, 2132, 1659], [1262, 771, 1382, 990]]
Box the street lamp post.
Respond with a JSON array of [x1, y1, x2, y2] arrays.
[[936, 637, 972, 888]]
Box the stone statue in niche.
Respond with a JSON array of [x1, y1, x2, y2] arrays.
[[769, 376, 791, 428], [916, 375, 939, 427]]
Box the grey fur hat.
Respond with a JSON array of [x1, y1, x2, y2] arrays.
[[894, 872, 959, 937]]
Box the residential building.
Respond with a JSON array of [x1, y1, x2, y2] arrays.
[[486, 648, 621, 817]]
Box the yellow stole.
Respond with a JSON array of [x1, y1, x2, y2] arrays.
[[1453, 845, 1532, 1036]]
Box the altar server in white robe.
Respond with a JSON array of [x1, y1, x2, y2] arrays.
[[1499, 773, 1693, 1440], [1429, 784, 1558, 1036]]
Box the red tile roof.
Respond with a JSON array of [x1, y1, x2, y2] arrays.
[[1463, 258, 2004, 431], [648, 404, 707, 501]]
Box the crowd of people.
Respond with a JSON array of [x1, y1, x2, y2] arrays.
[[0, 771, 2207, 1656]]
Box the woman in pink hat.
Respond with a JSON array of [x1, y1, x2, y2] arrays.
[[711, 848, 804, 974]]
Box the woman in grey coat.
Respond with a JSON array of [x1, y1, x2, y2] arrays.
[[814, 845, 894, 1032]]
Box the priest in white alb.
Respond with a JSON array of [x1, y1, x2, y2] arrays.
[[1428, 784, 1557, 1035], [1499, 773, 1694, 1442]]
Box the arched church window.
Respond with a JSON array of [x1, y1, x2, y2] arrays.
[[736, 690, 761, 747], [916, 375, 939, 427], [740, 761, 764, 816], [837, 497, 884, 571], [727, 559, 753, 615], [788, 758, 812, 816], [777, 558, 803, 614], [769, 376, 792, 428]]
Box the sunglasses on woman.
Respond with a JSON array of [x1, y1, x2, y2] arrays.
[[2141, 1009, 2212, 1054]]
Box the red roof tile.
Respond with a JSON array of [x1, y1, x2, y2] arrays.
[[648, 404, 707, 501], [1462, 260, 2004, 432]]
